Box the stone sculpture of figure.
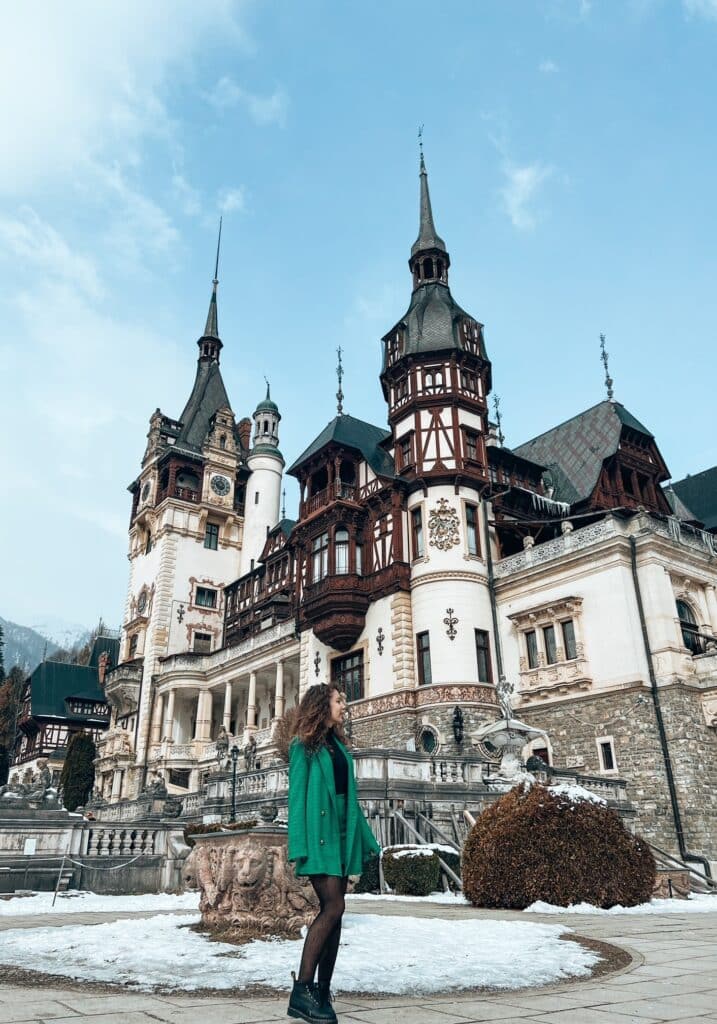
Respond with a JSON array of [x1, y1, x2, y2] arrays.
[[145, 769, 167, 796], [215, 725, 229, 768], [243, 735, 257, 772]]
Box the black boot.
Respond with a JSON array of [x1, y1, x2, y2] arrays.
[[288, 971, 335, 1022], [316, 981, 338, 1024]]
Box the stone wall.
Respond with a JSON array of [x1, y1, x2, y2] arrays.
[[520, 681, 717, 861]]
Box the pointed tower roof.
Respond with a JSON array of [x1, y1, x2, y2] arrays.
[[255, 380, 279, 415], [203, 279, 219, 339], [411, 151, 447, 257]]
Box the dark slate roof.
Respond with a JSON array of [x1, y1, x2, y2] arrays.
[[28, 661, 107, 720], [383, 283, 488, 369], [664, 486, 700, 523], [177, 360, 232, 451], [88, 634, 120, 669], [411, 154, 446, 257], [515, 401, 655, 505], [670, 466, 717, 530], [203, 281, 219, 339], [277, 518, 296, 537], [288, 414, 395, 478]]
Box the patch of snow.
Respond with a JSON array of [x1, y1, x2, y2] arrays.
[[391, 848, 436, 859], [525, 895, 717, 915], [0, 891, 200, 917], [381, 842, 458, 860], [347, 891, 468, 905], [547, 783, 607, 805], [0, 912, 598, 993]]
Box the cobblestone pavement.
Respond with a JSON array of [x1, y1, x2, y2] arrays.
[[0, 899, 715, 1024]]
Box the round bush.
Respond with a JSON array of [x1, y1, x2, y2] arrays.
[[462, 782, 656, 910], [382, 845, 440, 896], [353, 852, 380, 894]]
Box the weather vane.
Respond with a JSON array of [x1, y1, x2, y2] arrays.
[[493, 394, 505, 446], [336, 345, 344, 415], [600, 333, 614, 401]]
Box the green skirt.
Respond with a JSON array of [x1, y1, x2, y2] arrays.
[[337, 793, 347, 876]]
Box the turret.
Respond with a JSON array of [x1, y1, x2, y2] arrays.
[[239, 383, 285, 575]]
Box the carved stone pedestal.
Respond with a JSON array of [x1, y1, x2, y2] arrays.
[[184, 826, 318, 941]]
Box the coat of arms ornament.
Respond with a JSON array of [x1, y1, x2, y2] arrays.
[[428, 498, 460, 550]]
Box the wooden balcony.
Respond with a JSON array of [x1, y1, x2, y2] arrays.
[[301, 573, 370, 651], [300, 481, 358, 518]]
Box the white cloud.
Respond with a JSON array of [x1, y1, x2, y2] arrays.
[[500, 162, 554, 231], [539, 59, 560, 74], [217, 187, 248, 214], [683, 0, 717, 17], [0, 208, 103, 300], [172, 173, 203, 217], [207, 76, 288, 126], [0, 2, 247, 197]]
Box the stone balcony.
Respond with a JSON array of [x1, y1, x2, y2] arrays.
[[104, 659, 144, 715], [158, 619, 297, 676]]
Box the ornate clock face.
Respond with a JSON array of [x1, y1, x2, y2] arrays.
[[210, 474, 230, 496], [141, 481, 151, 502]]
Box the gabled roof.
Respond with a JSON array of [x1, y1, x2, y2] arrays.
[[514, 401, 656, 505], [670, 466, 717, 530], [28, 661, 107, 720], [176, 360, 232, 451], [288, 414, 395, 478]]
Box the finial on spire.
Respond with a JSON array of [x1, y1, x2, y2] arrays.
[[600, 333, 614, 401], [410, 126, 447, 259], [336, 346, 344, 416], [493, 394, 505, 446], [214, 216, 222, 284], [264, 375, 271, 400], [281, 488, 286, 520], [418, 123, 425, 169]]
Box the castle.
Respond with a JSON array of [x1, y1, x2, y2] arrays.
[[95, 153, 717, 872]]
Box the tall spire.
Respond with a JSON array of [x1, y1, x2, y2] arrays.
[[411, 130, 446, 258], [202, 217, 222, 340]]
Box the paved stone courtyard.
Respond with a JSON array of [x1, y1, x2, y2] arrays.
[[0, 898, 715, 1024]]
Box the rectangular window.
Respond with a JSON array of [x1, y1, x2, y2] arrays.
[[335, 528, 349, 574], [411, 507, 424, 559], [128, 634, 138, 659], [196, 586, 218, 608], [331, 650, 364, 702], [400, 436, 412, 468], [466, 431, 478, 461], [356, 543, 363, 576], [525, 630, 538, 669], [543, 624, 557, 664], [204, 522, 219, 550], [465, 503, 479, 555], [311, 532, 329, 581], [598, 738, 616, 772], [144, 532, 153, 555], [193, 632, 212, 654], [474, 629, 493, 684], [416, 631, 432, 685], [562, 619, 577, 660]]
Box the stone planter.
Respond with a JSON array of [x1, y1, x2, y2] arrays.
[[183, 825, 318, 941]]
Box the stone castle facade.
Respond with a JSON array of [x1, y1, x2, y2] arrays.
[[95, 154, 717, 874]]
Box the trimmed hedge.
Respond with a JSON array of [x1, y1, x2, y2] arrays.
[[463, 782, 656, 910], [382, 844, 440, 896], [184, 819, 258, 847], [354, 852, 380, 893]]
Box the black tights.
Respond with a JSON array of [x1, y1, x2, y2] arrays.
[[297, 874, 348, 986]]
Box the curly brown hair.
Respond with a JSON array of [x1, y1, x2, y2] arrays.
[[291, 683, 348, 753]]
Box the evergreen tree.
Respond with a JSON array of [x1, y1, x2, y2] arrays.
[[0, 745, 9, 787], [0, 622, 5, 682], [60, 732, 96, 811], [0, 666, 25, 767]]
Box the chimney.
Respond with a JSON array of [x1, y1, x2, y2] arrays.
[[238, 417, 252, 451]]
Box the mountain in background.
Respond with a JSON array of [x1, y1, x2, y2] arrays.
[[0, 615, 91, 675], [27, 615, 92, 652]]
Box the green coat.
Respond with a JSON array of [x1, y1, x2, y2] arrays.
[[288, 736, 380, 877]]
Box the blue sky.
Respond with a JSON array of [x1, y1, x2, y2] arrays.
[[1, 0, 716, 632]]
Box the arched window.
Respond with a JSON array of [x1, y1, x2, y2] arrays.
[[422, 257, 433, 279], [335, 527, 349, 575], [219, 434, 226, 450], [676, 600, 700, 654]]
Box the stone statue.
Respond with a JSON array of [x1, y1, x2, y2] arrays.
[[145, 769, 167, 796], [243, 735, 257, 772], [183, 829, 318, 940], [0, 759, 59, 808], [215, 725, 229, 768], [472, 676, 549, 785]]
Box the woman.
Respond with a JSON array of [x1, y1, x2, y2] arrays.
[[287, 683, 380, 1023]]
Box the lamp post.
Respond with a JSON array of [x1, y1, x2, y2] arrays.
[[230, 745, 239, 822]]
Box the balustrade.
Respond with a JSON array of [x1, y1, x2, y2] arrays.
[[85, 827, 158, 856]]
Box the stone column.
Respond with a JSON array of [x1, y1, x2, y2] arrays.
[[150, 692, 165, 745], [223, 681, 233, 732], [274, 661, 285, 720], [163, 689, 175, 742], [705, 585, 717, 635], [111, 769, 122, 800], [247, 672, 257, 730], [194, 690, 212, 742]]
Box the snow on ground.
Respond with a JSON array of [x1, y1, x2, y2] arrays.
[[347, 891, 468, 904], [0, 911, 597, 993], [526, 895, 717, 915], [0, 891, 200, 917]]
